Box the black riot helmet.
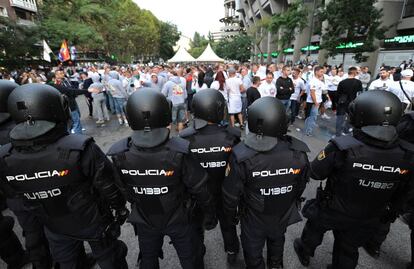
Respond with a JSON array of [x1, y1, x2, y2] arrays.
[[247, 97, 288, 138], [192, 89, 225, 128], [396, 112, 414, 143], [8, 83, 70, 140], [349, 90, 402, 128], [0, 80, 19, 124], [125, 88, 172, 148]]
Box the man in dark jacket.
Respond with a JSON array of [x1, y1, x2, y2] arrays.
[[276, 66, 294, 110]]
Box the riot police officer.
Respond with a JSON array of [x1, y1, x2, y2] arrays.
[[107, 88, 214, 269], [0, 84, 128, 269], [222, 97, 310, 269], [294, 90, 414, 269], [398, 112, 414, 269], [179, 89, 241, 263], [0, 80, 28, 269]]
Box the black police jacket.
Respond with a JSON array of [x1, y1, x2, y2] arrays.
[[180, 124, 241, 197], [311, 134, 414, 219], [222, 136, 310, 225], [0, 119, 14, 146], [0, 134, 125, 236], [108, 137, 211, 229]]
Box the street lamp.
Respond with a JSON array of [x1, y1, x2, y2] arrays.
[[307, 0, 317, 57]]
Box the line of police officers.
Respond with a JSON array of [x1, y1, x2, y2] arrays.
[[0, 79, 413, 269]]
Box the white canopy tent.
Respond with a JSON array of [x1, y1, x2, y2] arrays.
[[196, 44, 224, 63], [167, 47, 196, 63]]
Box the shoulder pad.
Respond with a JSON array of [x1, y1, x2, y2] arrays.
[[178, 127, 197, 138], [287, 136, 310, 152], [399, 139, 414, 153], [0, 143, 12, 158], [107, 138, 130, 156], [226, 126, 241, 138], [167, 137, 189, 154], [232, 142, 257, 163], [57, 134, 93, 151], [330, 135, 363, 151]]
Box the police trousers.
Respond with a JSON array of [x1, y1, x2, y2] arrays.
[[194, 195, 240, 254], [0, 212, 26, 268], [135, 222, 200, 269], [241, 212, 287, 269], [7, 198, 52, 269], [300, 206, 380, 269], [44, 224, 127, 269]]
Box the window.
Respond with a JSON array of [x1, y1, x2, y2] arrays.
[[0, 7, 8, 17], [404, 0, 414, 18]]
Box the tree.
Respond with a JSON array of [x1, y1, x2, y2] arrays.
[[189, 32, 209, 58], [215, 34, 252, 62], [159, 22, 180, 60], [39, 0, 163, 62], [0, 17, 42, 68], [319, 0, 388, 63], [246, 16, 271, 63], [268, 1, 308, 55]]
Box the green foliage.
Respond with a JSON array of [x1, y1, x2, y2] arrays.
[[38, 0, 179, 62], [159, 22, 181, 60], [319, 0, 388, 62], [0, 17, 42, 68], [189, 32, 209, 58], [215, 34, 253, 62], [269, 0, 308, 51]]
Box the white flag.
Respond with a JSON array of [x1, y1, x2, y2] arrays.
[[43, 40, 53, 62]]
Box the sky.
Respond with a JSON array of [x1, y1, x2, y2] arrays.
[[133, 0, 224, 39]]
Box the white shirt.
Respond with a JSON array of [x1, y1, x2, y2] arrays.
[[368, 78, 393, 91], [211, 81, 228, 101], [290, 77, 306, 101], [258, 81, 277, 97], [307, 77, 326, 104], [325, 75, 342, 92], [226, 77, 243, 96], [388, 80, 414, 105]]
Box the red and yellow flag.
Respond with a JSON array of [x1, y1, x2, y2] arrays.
[[58, 39, 70, 62]]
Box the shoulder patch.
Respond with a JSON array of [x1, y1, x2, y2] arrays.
[[287, 136, 310, 152], [57, 134, 93, 151], [178, 127, 197, 138], [400, 139, 414, 153], [0, 143, 12, 158], [232, 142, 257, 163], [167, 137, 190, 154], [330, 135, 363, 151], [226, 126, 241, 138], [107, 137, 130, 156]]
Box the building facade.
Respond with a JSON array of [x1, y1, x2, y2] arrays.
[[236, 0, 414, 71], [0, 0, 38, 26], [212, 0, 244, 41]]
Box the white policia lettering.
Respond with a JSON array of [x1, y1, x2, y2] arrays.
[[352, 163, 407, 174], [252, 168, 301, 178], [6, 170, 69, 182], [24, 188, 62, 200], [358, 179, 394, 189], [200, 161, 227, 168], [260, 185, 294, 196], [190, 146, 231, 154], [121, 169, 174, 176], [133, 186, 169, 195]]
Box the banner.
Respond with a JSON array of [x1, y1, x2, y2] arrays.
[[42, 40, 53, 62]]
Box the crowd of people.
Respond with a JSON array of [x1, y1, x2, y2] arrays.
[[0, 59, 414, 269], [1, 59, 412, 138]]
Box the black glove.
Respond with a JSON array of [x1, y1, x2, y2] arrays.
[[203, 207, 217, 231], [380, 208, 397, 224], [115, 207, 130, 225]]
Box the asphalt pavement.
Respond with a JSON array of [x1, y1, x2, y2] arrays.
[[1, 96, 411, 269]]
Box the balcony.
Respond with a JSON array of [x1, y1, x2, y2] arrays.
[[9, 0, 37, 13], [16, 18, 36, 26]]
